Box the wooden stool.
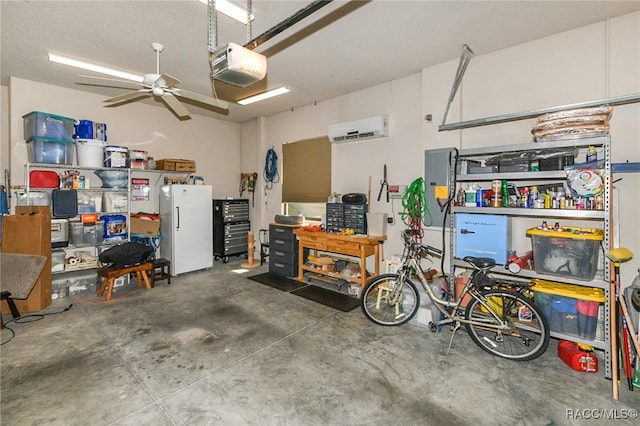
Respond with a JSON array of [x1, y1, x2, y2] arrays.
[[97, 262, 153, 301], [150, 258, 171, 286]]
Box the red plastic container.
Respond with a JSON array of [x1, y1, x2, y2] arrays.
[[558, 340, 598, 373], [29, 170, 59, 188]]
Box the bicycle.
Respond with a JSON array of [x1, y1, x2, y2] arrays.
[[360, 229, 550, 361]]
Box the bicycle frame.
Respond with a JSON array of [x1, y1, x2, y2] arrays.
[[392, 255, 512, 331]]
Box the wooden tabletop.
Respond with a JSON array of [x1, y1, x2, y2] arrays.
[[293, 229, 386, 244]]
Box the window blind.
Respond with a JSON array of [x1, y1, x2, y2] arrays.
[[282, 137, 331, 203]]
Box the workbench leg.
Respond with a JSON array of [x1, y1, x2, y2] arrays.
[[297, 243, 304, 281], [360, 248, 367, 290]]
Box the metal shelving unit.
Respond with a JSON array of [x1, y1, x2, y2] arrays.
[[24, 162, 133, 293], [448, 135, 612, 376]]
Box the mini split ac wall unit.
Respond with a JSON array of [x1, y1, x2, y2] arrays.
[[328, 115, 389, 143]]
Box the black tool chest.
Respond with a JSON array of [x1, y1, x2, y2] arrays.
[[268, 224, 300, 277], [213, 199, 250, 263]]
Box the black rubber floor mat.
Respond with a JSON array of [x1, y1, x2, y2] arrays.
[[290, 285, 360, 312], [247, 272, 307, 292]]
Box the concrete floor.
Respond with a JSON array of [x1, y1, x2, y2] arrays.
[[1, 258, 638, 426]]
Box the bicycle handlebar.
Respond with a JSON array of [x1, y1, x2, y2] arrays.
[[400, 229, 443, 257]]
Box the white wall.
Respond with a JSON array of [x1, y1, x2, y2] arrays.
[[247, 11, 640, 279], [6, 77, 242, 213], [3, 11, 638, 279]]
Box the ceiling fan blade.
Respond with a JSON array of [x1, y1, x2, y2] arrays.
[[104, 89, 152, 104], [79, 75, 142, 86], [159, 73, 181, 88], [77, 82, 140, 91], [161, 93, 191, 118], [173, 88, 229, 110]]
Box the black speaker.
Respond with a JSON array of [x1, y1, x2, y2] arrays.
[[342, 193, 367, 204], [52, 189, 78, 218]]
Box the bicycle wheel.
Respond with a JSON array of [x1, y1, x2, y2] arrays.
[[465, 290, 549, 361], [361, 274, 420, 326]]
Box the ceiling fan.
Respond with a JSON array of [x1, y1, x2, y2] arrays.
[[99, 43, 229, 119]]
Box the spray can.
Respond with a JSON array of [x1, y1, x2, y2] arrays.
[[519, 188, 528, 208], [530, 186, 541, 208], [586, 146, 597, 163]]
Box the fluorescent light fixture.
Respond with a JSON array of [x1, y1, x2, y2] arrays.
[[197, 0, 255, 24], [48, 53, 143, 83], [238, 87, 290, 105]]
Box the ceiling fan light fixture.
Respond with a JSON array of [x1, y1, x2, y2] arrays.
[[197, 0, 255, 24], [237, 87, 290, 105], [48, 53, 143, 83]]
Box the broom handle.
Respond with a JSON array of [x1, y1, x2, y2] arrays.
[[611, 266, 619, 400], [609, 177, 619, 399], [619, 292, 640, 356]]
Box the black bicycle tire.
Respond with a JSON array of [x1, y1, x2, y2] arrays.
[[360, 274, 420, 326], [464, 290, 550, 361]]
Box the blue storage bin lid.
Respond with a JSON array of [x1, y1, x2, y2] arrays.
[[22, 111, 75, 122], [26, 136, 75, 144]]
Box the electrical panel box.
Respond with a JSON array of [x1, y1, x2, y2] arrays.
[[424, 148, 455, 228]]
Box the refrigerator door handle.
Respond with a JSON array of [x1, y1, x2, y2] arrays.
[[176, 206, 180, 229]]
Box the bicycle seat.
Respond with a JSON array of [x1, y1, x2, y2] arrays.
[[463, 256, 496, 269]]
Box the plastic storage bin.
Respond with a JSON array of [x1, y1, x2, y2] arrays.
[[16, 191, 50, 206], [27, 137, 75, 165], [531, 279, 605, 340], [23, 111, 75, 141], [83, 220, 104, 245], [70, 220, 83, 246], [526, 227, 603, 281], [69, 220, 104, 246]]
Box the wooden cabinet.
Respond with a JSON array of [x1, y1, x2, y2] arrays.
[[1, 206, 52, 313]]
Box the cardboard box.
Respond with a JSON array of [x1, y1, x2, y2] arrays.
[[156, 158, 196, 172], [130, 216, 161, 236]]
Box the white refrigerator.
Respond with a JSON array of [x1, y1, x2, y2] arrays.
[[159, 185, 213, 276]]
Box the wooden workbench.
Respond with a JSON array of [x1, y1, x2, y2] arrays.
[[293, 229, 386, 290]]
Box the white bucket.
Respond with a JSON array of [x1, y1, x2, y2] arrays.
[[367, 212, 388, 236], [76, 139, 105, 167]]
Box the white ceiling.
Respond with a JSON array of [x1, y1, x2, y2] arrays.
[[2, 1, 639, 123]]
